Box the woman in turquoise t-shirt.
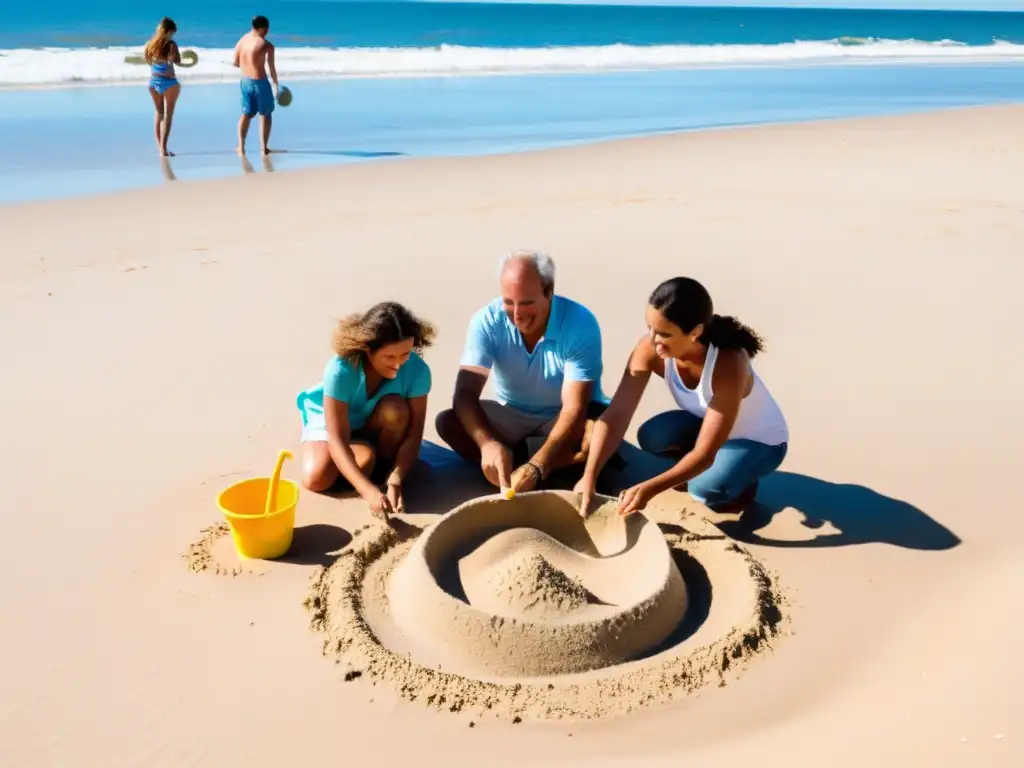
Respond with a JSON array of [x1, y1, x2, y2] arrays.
[[296, 302, 435, 519]]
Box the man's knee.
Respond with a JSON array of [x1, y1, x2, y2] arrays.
[[375, 395, 409, 432], [435, 408, 460, 440]]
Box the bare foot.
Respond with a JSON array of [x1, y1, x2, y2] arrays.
[[261, 147, 272, 156], [235, 146, 246, 156], [159, 150, 175, 157]]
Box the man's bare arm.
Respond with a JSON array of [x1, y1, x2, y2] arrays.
[[452, 367, 499, 448], [529, 379, 593, 475], [267, 42, 278, 86], [231, 41, 240, 68]]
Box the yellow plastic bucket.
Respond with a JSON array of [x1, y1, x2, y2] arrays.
[[217, 449, 299, 560]]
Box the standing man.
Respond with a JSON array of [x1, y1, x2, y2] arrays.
[[232, 15, 278, 157], [435, 250, 609, 494]]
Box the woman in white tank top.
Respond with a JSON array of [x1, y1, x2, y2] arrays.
[[575, 276, 788, 516]]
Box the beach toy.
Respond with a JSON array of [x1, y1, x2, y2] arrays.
[[276, 85, 293, 107], [217, 449, 299, 560], [123, 49, 199, 67]]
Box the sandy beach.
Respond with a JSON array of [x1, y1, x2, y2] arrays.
[[1, 103, 1022, 766]]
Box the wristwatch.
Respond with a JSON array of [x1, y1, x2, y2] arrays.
[[526, 460, 546, 481]]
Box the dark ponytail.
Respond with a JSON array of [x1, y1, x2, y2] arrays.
[[703, 313, 763, 357], [648, 277, 764, 358]]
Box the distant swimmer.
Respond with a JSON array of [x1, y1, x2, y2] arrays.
[[143, 17, 183, 157], [232, 15, 280, 157]]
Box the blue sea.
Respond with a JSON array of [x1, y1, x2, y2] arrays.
[[2, 1, 1023, 204]]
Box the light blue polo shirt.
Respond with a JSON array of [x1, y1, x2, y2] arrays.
[[296, 352, 432, 431], [459, 295, 607, 418]]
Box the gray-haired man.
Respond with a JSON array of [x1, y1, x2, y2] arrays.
[[435, 250, 609, 494]]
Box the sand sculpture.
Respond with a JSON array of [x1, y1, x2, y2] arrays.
[[305, 490, 789, 722], [388, 492, 688, 677]]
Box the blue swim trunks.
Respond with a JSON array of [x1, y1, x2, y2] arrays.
[[240, 77, 275, 117]]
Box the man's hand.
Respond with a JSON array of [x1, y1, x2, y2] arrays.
[[510, 461, 543, 494], [573, 474, 597, 518], [480, 440, 512, 490], [617, 481, 656, 517]]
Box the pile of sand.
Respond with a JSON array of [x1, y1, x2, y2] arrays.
[[484, 551, 593, 617], [304, 490, 789, 723]]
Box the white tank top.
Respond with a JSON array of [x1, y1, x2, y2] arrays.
[[665, 344, 789, 446]]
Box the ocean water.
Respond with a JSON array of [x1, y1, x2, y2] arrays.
[[3, 1, 1024, 86], [1, 1, 1023, 204]]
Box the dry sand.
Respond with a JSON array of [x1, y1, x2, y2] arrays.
[[1, 104, 1023, 766]]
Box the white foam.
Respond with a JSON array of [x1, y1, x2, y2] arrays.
[[2, 39, 1023, 88]]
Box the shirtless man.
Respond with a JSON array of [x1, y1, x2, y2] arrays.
[[232, 15, 279, 156]]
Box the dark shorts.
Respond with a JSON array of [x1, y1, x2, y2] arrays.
[[240, 77, 274, 117]]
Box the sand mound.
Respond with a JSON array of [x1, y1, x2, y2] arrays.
[[483, 550, 594, 617], [305, 490, 789, 722]]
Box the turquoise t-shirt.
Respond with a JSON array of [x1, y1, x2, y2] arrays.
[[296, 351, 432, 431]]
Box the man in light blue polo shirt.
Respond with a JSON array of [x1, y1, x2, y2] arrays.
[[435, 250, 608, 493]]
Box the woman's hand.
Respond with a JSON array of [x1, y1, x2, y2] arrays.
[[616, 481, 656, 517], [363, 488, 394, 522], [573, 474, 597, 518], [386, 480, 405, 514]]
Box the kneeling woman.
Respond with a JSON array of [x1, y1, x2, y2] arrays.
[[296, 302, 435, 519], [576, 277, 788, 516]]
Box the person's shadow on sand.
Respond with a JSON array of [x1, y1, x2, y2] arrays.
[[713, 471, 961, 551], [590, 444, 960, 552]]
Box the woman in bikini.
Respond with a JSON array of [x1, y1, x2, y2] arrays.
[[575, 276, 789, 517], [143, 17, 182, 157], [296, 302, 436, 521]]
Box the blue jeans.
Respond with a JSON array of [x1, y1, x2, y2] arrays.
[[637, 410, 788, 509]]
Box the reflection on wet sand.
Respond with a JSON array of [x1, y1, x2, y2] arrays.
[[160, 157, 176, 182]]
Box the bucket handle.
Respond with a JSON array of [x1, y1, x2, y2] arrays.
[[264, 448, 294, 517]]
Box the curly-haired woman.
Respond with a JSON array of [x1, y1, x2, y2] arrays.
[[296, 302, 436, 519]]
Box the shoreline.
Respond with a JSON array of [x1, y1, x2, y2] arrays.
[[1, 101, 1020, 212], [4, 61, 1022, 206], [4, 55, 1024, 93]]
